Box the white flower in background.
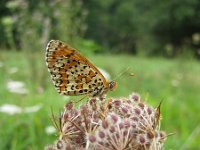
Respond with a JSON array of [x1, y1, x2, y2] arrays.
[[6, 80, 29, 94], [98, 67, 111, 80], [192, 33, 200, 44], [0, 104, 22, 115], [0, 104, 43, 115], [8, 67, 18, 74], [24, 104, 43, 113], [45, 126, 56, 135]]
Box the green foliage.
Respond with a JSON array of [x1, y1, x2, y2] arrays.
[[85, 0, 137, 53], [85, 0, 200, 57], [0, 0, 88, 51], [77, 38, 105, 55], [0, 0, 200, 58]]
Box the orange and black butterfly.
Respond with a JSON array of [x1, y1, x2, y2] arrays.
[[45, 40, 117, 97]]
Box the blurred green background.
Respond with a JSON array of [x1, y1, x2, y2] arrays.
[[0, 0, 200, 149]]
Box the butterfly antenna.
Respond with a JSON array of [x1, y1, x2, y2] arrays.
[[113, 67, 131, 81]]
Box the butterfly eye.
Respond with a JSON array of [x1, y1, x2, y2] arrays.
[[109, 81, 117, 91]]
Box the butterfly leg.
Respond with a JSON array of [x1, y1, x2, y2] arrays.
[[74, 95, 87, 104]]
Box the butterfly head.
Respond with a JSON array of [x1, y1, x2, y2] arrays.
[[108, 81, 117, 91]]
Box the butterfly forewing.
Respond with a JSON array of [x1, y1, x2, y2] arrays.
[[46, 40, 108, 97]]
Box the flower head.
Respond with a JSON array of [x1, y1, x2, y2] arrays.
[[46, 92, 167, 150]]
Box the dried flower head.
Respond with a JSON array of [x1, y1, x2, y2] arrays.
[[45, 92, 167, 150]]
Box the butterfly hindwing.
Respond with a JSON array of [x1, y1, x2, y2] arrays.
[[46, 40, 106, 96]]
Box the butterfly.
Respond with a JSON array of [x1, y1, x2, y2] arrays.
[[45, 40, 117, 97]]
